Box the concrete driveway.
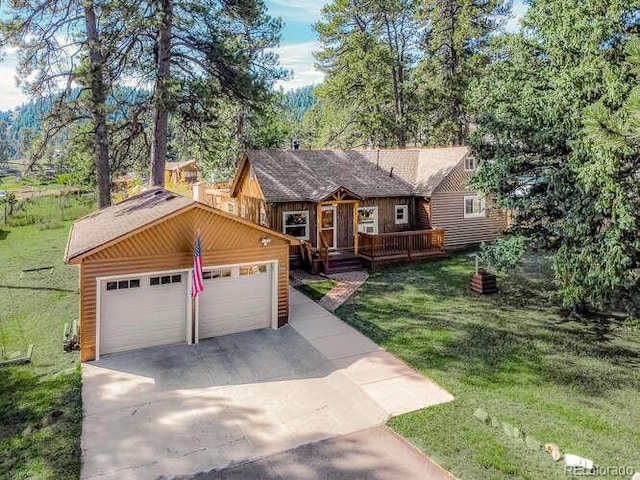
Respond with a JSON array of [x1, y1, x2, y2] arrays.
[[81, 289, 454, 479]]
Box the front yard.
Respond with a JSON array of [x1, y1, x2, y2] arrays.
[[336, 255, 640, 480], [0, 196, 93, 478]]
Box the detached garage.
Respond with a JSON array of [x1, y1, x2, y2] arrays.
[[65, 188, 298, 362]]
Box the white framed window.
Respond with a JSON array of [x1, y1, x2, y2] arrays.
[[184, 170, 198, 179], [464, 156, 478, 172], [260, 207, 267, 226], [283, 210, 309, 240], [464, 195, 486, 218], [226, 201, 236, 215], [357, 206, 378, 234], [395, 205, 409, 225]]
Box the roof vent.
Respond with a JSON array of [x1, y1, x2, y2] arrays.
[[389, 167, 394, 177]]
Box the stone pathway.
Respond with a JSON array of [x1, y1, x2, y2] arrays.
[[319, 271, 369, 311], [289, 269, 369, 312]]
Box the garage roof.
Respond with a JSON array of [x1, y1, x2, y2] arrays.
[[65, 188, 296, 263]]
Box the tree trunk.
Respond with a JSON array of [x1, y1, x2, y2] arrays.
[[150, 0, 173, 187], [83, 1, 111, 209]]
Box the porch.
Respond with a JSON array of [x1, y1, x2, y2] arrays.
[[296, 228, 446, 274]]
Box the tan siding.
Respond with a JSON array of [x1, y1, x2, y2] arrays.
[[235, 162, 268, 226], [78, 208, 290, 362], [431, 192, 507, 247], [434, 160, 471, 193], [337, 203, 355, 249]]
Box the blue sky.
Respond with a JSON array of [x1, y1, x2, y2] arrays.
[[0, 1, 528, 110]]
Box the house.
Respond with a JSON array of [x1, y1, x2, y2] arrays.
[[65, 188, 298, 361], [225, 148, 507, 270], [192, 181, 236, 214], [165, 160, 200, 185]]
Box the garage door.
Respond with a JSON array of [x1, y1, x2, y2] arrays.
[[99, 272, 188, 355], [198, 263, 274, 340]]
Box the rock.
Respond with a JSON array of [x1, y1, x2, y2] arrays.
[[43, 410, 63, 426], [631, 472, 639, 480], [473, 408, 490, 424], [490, 416, 501, 428], [564, 453, 593, 470], [544, 443, 563, 462], [502, 422, 522, 439]]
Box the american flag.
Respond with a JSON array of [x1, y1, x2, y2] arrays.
[[192, 234, 204, 297]]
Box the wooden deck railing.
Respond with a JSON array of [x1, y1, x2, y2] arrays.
[[358, 228, 445, 267], [318, 235, 330, 272]]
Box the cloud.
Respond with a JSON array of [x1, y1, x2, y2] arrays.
[[505, 0, 528, 33], [267, 0, 325, 21], [270, 41, 324, 91], [0, 54, 27, 110]]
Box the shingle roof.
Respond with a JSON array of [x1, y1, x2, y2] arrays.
[[65, 188, 194, 262], [165, 160, 197, 171], [246, 147, 470, 202], [247, 150, 416, 202]]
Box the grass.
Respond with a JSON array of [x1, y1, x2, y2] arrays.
[[295, 279, 337, 302], [3, 192, 95, 228], [335, 254, 640, 480], [0, 199, 95, 478]]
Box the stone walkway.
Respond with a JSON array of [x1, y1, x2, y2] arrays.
[[290, 269, 369, 312]]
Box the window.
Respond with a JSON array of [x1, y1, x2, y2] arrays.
[[150, 274, 182, 286], [395, 205, 409, 225], [357, 207, 378, 234], [241, 204, 247, 218], [464, 156, 478, 171], [464, 195, 486, 218], [205, 269, 231, 280], [106, 279, 140, 291], [227, 201, 236, 215], [184, 170, 198, 180], [283, 211, 309, 240], [240, 264, 268, 276], [260, 207, 267, 226], [202, 271, 212, 280]]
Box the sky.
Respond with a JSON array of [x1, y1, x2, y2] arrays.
[[0, 0, 528, 111]]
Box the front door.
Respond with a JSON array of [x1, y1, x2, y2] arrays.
[[320, 205, 337, 250]]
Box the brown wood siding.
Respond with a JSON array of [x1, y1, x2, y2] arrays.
[[415, 198, 431, 229], [78, 207, 290, 362], [337, 203, 355, 249], [431, 192, 507, 247], [271, 202, 318, 247], [360, 197, 415, 233]]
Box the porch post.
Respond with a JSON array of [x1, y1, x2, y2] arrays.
[[353, 201, 359, 255], [316, 202, 322, 248]]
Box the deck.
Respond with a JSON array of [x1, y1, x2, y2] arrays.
[[358, 228, 446, 269]]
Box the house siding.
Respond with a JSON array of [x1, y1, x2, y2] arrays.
[[77, 207, 290, 362], [431, 161, 507, 248], [415, 198, 431, 230]]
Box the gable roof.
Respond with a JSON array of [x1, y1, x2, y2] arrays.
[[241, 150, 416, 203], [65, 188, 297, 263], [235, 148, 470, 203]]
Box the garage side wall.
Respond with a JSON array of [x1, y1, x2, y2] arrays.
[[77, 208, 290, 362]]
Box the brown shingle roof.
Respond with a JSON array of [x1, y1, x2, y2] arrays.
[[65, 188, 193, 262], [246, 147, 470, 202], [247, 150, 415, 202]]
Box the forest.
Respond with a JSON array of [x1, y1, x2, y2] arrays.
[[1, 0, 639, 311]]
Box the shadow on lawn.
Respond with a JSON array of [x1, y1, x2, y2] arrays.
[[0, 284, 77, 293], [0, 366, 82, 478], [336, 257, 640, 397]]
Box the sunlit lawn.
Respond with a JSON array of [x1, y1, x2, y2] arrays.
[[0, 196, 94, 478], [335, 254, 640, 480]]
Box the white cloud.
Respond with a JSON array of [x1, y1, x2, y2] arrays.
[[271, 41, 324, 90], [268, 0, 324, 21], [505, 0, 528, 33], [0, 54, 27, 110]]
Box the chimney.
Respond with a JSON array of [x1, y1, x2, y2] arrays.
[[389, 166, 394, 177], [292, 139, 300, 151]]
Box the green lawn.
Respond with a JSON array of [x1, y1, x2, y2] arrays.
[[335, 255, 640, 480], [294, 279, 337, 302], [0, 200, 94, 478]]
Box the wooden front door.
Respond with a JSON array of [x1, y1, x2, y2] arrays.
[[320, 205, 337, 250]]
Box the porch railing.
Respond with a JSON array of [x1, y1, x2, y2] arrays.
[[318, 234, 330, 272], [358, 228, 445, 264]]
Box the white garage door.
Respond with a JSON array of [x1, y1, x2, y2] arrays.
[[99, 272, 188, 355], [198, 263, 274, 340]]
